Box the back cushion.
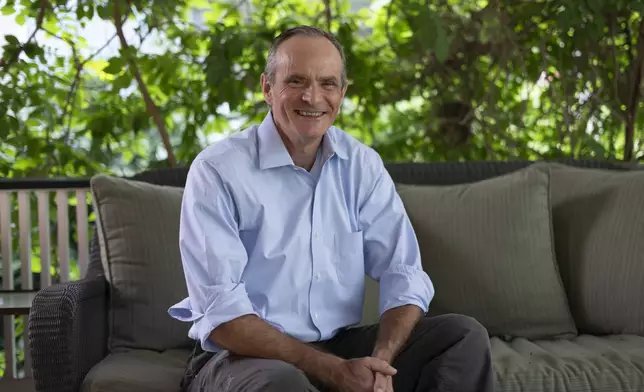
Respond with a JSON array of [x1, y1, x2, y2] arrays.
[[535, 163, 644, 335], [397, 166, 577, 340], [91, 174, 191, 352]]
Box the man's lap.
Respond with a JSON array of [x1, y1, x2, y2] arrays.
[[186, 350, 322, 392], [184, 314, 487, 392]]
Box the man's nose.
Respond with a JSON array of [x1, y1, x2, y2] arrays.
[[301, 84, 319, 104]]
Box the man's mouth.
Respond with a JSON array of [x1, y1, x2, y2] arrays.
[[295, 110, 325, 118]]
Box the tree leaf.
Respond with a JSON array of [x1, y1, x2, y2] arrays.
[[433, 21, 451, 63], [1, 5, 14, 15], [15, 12, 25, 25], [5, 34, 19, 46], [103, 57, 125, 75]]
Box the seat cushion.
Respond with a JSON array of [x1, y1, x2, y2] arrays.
[[81, 349, 191, 392], [91, 175, 191, 352], [397, 165, 577, 340], [493, 334, 644, 391], [534, 163, 644, 335]]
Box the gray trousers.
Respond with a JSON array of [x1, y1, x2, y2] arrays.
[[183, 314, 494, 392]]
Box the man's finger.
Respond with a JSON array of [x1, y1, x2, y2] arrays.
[[373, 372, 388, 392], [387, 373, 394, 392], [365, 357, 397, 376]]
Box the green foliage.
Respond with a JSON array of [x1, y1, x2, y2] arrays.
[[2, 0, 644, 176]]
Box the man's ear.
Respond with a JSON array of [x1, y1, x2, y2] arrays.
[[260, 73, 273, 106]]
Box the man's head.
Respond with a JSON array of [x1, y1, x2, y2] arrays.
[[261, 26, 347, 150]]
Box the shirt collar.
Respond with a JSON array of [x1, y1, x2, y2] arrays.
[[257, 111, 348, 170]]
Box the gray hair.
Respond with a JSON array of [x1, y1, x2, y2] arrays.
[[264, 25, 347, 88]]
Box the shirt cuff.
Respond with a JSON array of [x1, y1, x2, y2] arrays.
[[168, 283, 258, 352], [378, 264, 434, 316], [168, 297, 202, 321]]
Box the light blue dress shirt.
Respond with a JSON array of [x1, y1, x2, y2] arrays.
[[168, 112, 434, 352]]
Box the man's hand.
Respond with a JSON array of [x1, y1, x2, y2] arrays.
[[329, 357, 397, 392], [373, 372, 394, 392], [372, 349, 395, 392]]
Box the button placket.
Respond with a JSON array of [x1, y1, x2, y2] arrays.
[[309, 163, 329, 333]]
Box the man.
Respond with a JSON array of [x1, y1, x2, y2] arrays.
[[168, 25, 494, 392]]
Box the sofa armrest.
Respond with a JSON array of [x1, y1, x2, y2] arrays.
[[28, 276, 109, 392]]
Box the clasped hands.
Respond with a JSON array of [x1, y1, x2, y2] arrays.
[[329, 352, 396, 392]]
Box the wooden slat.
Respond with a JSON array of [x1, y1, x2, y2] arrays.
[[0, 192, 13, 290], [56, 190, 70, 283], [18, 191, 34, 379], [37, 191, 52, 288], [1, 316, 16, 379], [0, 191, 17, 379], [17, 191, 32, 290], [75, 190, 89, 278]]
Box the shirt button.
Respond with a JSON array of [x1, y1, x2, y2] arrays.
[[316, 273, 321, 281], [314, 232, 319, 239], [314, 313, 319, 320]]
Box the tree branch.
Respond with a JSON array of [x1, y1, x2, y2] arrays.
[[61, 66, 82, 137], [625, 20, 634, 64], [42, 27, 117, 144], [113, 0, 177, 167], [322, 0, 332, 31], [86, 33, 118, 63], [384, 0, 396, 52], [0, 0, 48, 71], [624, 19, 644, 161]]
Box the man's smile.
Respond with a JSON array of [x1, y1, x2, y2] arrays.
[[294, 110, 325, 118]]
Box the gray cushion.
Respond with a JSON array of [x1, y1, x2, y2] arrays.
[[81, 349, 190, 392], [397, 166, 577, 340], [535, 163, 644, 335], [91, 175, 191, 352], [359, 276, 380, 326], [493, 334, 644, 391]]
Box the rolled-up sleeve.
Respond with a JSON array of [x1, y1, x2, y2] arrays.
[[168, 158, 257, 352], [358, 153, 434, 316]]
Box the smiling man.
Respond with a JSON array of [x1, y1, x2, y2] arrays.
[[169, 26, 494, 392]]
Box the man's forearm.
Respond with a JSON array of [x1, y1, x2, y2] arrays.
[[372, 304, 424, 363], [209, 314, 342, 380]]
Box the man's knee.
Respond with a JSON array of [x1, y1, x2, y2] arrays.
[[445, 314, 487, 334], [416, 314, 490, 347], [439, 314, 490, 349]]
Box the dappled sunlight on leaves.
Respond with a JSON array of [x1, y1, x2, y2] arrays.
[[1, 0, 644, 179]]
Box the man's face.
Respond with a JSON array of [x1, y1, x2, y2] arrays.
[[261, 36, 347, 147]]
